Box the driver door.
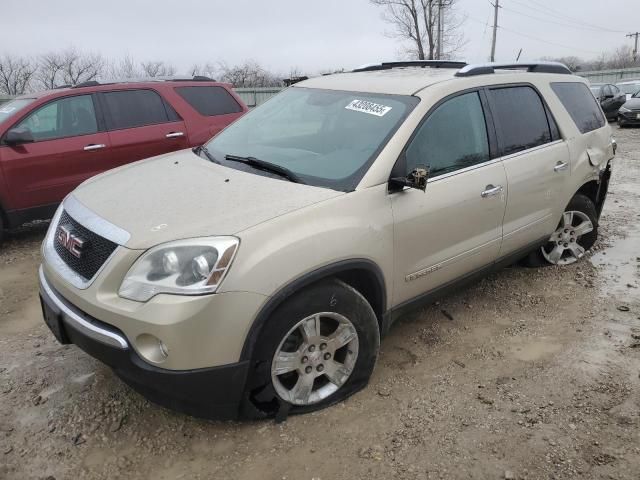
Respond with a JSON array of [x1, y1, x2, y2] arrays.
[[391, 90, 507, 305], [1, 94, 111, 210]]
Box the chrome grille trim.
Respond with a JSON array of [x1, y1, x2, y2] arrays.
[[64, 195, 130, 245], [43, 197, 130, 290]]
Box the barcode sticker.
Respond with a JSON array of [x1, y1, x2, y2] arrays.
[[345, 99, 392, 117]]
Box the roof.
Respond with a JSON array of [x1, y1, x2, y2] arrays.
[[296, 67, 459, 96], [296, 61, 573, 96], [16, 77, 229, 100]]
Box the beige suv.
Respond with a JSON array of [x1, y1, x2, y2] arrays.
[[39, 61, 615, 420]]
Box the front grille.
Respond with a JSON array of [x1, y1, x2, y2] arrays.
[[54, 210, 118, 280]]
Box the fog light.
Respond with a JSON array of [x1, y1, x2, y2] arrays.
[[136, 333, 169, 363]]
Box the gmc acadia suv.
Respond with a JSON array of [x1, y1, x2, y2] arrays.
[[0, 77, 247, 242], [38, 61, 615, 420]]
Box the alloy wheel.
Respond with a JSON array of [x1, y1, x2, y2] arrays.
[[541, 210, 594, 265], [271, 312, 359, 405]]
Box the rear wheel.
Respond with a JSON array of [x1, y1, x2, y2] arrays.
[[525, 194, 598, 267], [244, 278, 379, 417]]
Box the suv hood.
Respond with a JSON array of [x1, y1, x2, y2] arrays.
[[622, 98, 640, 110], [71, 149, 343, 249]]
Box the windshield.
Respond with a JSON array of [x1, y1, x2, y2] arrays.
[[0, 98, 35, 124], [617, 83, 640, 95], [205, 87, 418, 190]]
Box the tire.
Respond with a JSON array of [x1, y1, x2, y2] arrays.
[[524, 193, 598, 267], [243, 278, 380, 418]]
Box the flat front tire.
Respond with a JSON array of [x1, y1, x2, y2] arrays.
[[244, 278, 380, 417]]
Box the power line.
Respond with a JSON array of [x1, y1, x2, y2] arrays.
[[467, 16, 602, 56], [501, 5, 620, 33], [510, 0, 626, 33]]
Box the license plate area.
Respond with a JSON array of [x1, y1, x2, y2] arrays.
[[40, 297, 69, 344], [636, 113, 640, 119]]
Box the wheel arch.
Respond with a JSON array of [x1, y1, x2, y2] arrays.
[[239, 259, 387, 362], [573, 161, 612, 218]]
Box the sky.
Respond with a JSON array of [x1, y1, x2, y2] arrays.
[[1, 0, 638, 75]]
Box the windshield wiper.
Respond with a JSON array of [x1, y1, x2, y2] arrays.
[[224, 154, 305, 184], [193, 145, 220, 164]]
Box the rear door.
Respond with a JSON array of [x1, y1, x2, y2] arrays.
[[487, 85, 569, 258], [0, 93, 111, 210], [391, 90, 507, 305], [99, 88, 189, 168], [173, 85, 245, 144]]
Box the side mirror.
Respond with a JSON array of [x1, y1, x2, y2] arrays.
[[390, 166, 429, 192], [4, 126, 34, 145]]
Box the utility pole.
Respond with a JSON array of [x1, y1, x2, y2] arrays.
[[436, 1, 443, 60], [627, 32, 640, 62], [490, 0, 500, 62]]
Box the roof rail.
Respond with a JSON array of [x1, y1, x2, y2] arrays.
[[72, 80, 101, 88], [455, 62, 572, 77], [353, 60, 467, 72], [70, 76, 217, 88]]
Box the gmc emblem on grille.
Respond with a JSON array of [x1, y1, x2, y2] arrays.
[[55, 225, 85, 259]]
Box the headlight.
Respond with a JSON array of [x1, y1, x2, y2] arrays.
[[119, 237, 239, 302], [619, 106, 630, 113]]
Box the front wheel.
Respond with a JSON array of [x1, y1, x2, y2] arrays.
[[244, 279, 380, 417], [525, 194, 598, 267]]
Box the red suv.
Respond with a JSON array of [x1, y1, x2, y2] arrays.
[[0, 77, 248, 242]]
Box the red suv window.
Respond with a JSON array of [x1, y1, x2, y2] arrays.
[[175, 86, 243, 116]]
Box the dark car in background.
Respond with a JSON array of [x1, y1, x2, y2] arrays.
[[589, 83, 626, 121], [0, 77, 247, 242], [617, 90, 640, 127], [615, 79, 640, 100]]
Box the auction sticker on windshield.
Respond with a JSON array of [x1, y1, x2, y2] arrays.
[[345, 99, 392, 117]]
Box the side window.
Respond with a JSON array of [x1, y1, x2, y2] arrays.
[[551, 82, 606, 134], [102, 89, 172, 130], [489, 86, 552, 155], [405, 91, 490, 177], [14, 95, 97, 141], [175, 86, 243, 116]]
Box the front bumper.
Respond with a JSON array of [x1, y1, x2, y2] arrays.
[[618, 111, 640, 124], [39, 266, 249, 420]]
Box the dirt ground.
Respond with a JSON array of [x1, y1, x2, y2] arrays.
[[1, 128, 639, 480]]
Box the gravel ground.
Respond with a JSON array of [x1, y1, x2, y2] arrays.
[[1, 128, 639, 480]]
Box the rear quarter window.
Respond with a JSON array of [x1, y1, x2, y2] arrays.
[[551, 82, 606, 134], [488, 86, 553, 155], [175, 86, 243, 116]]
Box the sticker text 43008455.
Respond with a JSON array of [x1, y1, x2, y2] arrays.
[[345, 99, 392, 117]]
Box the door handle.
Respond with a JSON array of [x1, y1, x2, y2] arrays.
[[481, 184, 503, 198], [165, 132, 184, 138], [83, 144, 106, 151], [554, 161, 569, 172]]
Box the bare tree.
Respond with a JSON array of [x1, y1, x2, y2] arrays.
[[0, 55, 37, 95], [140, 61, 176, 77], [35, 52, 65, 90], [218, 61, 281, 87], [107, 55, 141, 80], [189, 62, 218, 80], [370, 0, 465, 60], [57, 48, 105, 85]]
